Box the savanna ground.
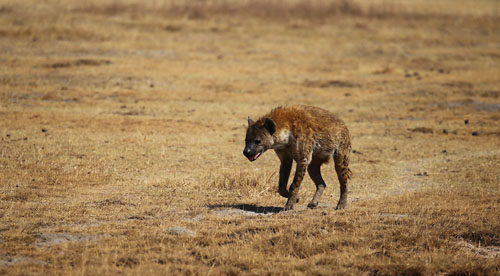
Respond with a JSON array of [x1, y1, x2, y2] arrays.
[[1, 0, 500, 275]]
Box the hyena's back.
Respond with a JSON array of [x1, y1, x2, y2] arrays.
[[266, 105, 351, 164]]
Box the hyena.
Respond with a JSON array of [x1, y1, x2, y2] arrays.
[[243, 105, 352, 211]]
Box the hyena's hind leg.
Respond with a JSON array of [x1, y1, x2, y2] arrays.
[[334, 148, 352, 210], [307, 163, 326, 209]]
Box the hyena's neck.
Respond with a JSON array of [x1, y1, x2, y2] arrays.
[[265, 107, 294, 149], [272, 128, 292, 149]]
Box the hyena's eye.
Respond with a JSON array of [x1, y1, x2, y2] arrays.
[[255, 139, 261, 145]]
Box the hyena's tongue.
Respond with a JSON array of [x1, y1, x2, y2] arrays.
[[248, 152, 261, 162]]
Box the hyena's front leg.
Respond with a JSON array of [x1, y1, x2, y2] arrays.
[[283, 159, 308, 211], [277, 154, 293, 198]]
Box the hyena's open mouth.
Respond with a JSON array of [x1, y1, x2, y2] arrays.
[[248, 151, 262, 162]]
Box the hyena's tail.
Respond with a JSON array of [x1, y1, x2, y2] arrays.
[[334, 148, 351, 210], [334, 151, 352, 180], [334, 139, 352, 180]]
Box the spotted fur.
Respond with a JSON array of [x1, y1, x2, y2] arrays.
[[243, 105, 352, 211]]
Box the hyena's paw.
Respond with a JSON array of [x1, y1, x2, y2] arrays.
[[335, 200, 347, 210], [283, 196, 299, 211], [307, 201, 319, 209]]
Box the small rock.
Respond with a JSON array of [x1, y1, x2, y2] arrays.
[[442, 150, 447, 154], [472, 131, 479, 136], [186, 214, 204, 222], [41, 128, 47, 133], [442, 129, 448, 134], [167, 227, 195, 237], [464, 119, 469, 125]]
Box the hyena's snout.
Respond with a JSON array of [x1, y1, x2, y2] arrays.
[[243, 147, 252, 158], [243, 146, 262, 162]]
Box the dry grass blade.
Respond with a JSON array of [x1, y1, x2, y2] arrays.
[[0, 0, 499, 275]]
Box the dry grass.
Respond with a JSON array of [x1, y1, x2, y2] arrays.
[[73, 0, 500, 21], [1, 0, 500, 275]]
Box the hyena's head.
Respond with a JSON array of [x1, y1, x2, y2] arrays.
[[243, 117, 276, 162]]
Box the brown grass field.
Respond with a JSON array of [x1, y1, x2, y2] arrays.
[[1, 0, 500, 275]]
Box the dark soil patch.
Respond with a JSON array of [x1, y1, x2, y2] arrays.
[[303, 79, 360, 88], [44, 59, 111, 69], [456, 232, 500, 247], [409, 127, 433, 134]]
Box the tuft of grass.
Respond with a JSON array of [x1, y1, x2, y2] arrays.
[[212, 171, 276, 190]]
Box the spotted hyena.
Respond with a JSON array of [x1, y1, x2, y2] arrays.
[[243, 105, 352, 211]]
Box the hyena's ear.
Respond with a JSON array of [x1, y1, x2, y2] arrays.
[[264, 118, 276, 135], [247, 116, 255, 126]]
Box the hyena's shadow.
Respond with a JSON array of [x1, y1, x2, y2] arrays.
[[208, 204, 283, 215]]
